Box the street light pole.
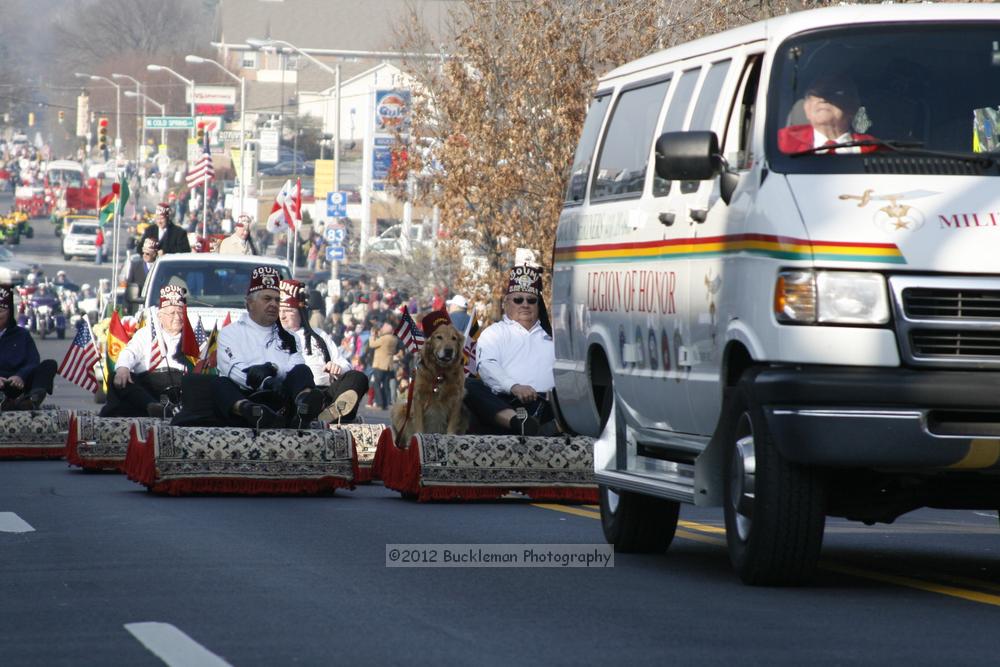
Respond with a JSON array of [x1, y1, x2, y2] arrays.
[[75, 73, 121, 157], [146, 64, 196, 138], [185, 55, 247, 217], [113, 73, 144, 164], [247, 38, 342, 191], [125, 91, 166, 148]]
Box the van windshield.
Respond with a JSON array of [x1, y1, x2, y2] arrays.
[[146, 261, 291, 309], [768, 23, 1000, 175], [47, 168, 83, 188]]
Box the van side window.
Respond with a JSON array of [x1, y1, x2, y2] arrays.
[[564, 93, 611, 204], [653, 67, 700, 197], [680, 59, 732, 193], [722, 55, 763, 170], [591, 77, 671, 202]]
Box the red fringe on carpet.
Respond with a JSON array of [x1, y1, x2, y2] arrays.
[[80, 459, 126, 472], [523, 487, 599, 504], [65, 412, 82, 467], [0, 446, 65, 460], [374, 431, 422, 496], [150, 476, 353, 496], [417, 486, 507, 502], [355, 464, 374, 484], [123, 424, 155, 486]]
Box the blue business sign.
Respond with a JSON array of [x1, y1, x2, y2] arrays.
[[326, 191, 348, 217]]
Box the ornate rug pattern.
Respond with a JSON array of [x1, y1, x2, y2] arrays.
[[73, 414, 162, 470], [0, 408, 73, 458], [335, 423, 387, 482]]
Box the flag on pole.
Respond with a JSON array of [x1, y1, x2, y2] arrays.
[[97, 182, 121, 226], [266, 178, 301, 232], [194, 316, 207, 348], [194, 324, 219, 375], [186, 133, 214, 189], [221, 312, 232, 328], [178, 310, 202, 370], [58, 320, 100, 393], [117, 176, 130, 217], [393, 305, 425, 354], [103, 311, 133, 391], [148, 317, 163, 371]]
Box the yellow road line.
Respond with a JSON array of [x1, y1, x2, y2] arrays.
[[531, 503, 1000, 607]]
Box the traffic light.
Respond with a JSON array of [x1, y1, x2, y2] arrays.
[[98, 117, 109, 151], [196, 121, 205, 145], [58, 110, 65, 125]]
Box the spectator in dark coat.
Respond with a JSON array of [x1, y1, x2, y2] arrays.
[[141, 202, 191, 255]]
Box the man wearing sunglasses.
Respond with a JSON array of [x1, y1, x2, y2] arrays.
[[464, 264, 558, 436]]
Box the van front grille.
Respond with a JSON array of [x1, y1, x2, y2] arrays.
[[910, 330, 1000, 359], [903, 288, 1000, 320]]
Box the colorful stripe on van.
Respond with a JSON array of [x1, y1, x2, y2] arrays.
[[553, 233, 906, 264]]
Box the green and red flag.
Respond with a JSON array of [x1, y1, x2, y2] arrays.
[[178, 310, 202, 370], [103, 311, 133, 391]]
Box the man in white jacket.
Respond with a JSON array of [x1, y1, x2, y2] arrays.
[[278, 279, 369, 422], [173, 266, 325, 428], [101, 285, 189, 418]]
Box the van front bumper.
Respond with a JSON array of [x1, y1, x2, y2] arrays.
[[751, 366, 1000, 471]]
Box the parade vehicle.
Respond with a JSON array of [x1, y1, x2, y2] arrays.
[[0, 247, 32, 285], [132, 253, 293, 331], [14, 185, 47, 219], [551, 4, 1000, 585], [61, 219, 100, 260], [44, 160, 98, 217]]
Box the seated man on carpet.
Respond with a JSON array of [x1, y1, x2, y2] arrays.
[[100, 285, 189, 419], [0, 285, 56, 410], [278, 279, 369, 422], [464, 264, 558, 436], [171, 266, 325, 429]]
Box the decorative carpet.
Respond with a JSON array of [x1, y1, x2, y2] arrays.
[[66, 413, 163, 471], [124, 423, 355, 496], [334, 423, 387, 483], [0, 408, 73, 459], [373, 430, 598, 503]]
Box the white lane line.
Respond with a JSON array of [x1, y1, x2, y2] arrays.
[[124, 622, 232, 667], [0, 512, 34, 533], [974, 511, 998, 519]]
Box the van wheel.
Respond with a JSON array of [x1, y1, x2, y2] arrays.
[[599, 484, 679, 553], [723, 378, 826, 585]]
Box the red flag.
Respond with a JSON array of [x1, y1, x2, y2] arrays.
[[221, 312, 232, 328]]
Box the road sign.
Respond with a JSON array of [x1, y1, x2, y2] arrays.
[[324, 227, 345, 244], [326, 191, 348, 217], [259, 129, 279, 164], [144, 116, 195, 130], [326, 245, 345, 262]]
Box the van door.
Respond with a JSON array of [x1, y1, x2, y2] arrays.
[[684, 51, 765, 435], [586, 75, 673, 430]]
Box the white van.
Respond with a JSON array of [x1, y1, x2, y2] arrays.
[[551, 4, 1000, 585]]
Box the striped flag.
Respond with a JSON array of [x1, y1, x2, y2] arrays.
[[194, 324, 219, 375], [393, 305, 425, 354], [194, 317, 207, 348], [58, 320, 100, 393], [186, 133, 214, 189]]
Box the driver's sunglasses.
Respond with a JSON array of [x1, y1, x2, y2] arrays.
[[511, 297, 537, 305]]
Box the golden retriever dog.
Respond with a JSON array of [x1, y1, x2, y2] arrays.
[[391, 322, 468, 446]]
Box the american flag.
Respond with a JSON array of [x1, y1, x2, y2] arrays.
[[58, 320, 100, 393], [148, 318, 163, 370], [186, 132, 214, 189], [194, 316, 207, 348], [393, 305, 425, 354]]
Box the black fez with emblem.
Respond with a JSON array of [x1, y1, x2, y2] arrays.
[[248, 266, 281, 295], [159, 284, 187, 308]]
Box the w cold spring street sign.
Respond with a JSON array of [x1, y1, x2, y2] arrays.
[[144, 117, 195, 130]]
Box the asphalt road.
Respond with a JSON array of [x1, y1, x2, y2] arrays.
[[4, 195, 1000, 666]]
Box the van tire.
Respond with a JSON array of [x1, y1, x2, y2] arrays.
[[599, 484, 679, 553], [723, 376, 825, 586]]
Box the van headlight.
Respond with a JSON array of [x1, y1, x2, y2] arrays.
[[774, 270, 889, 325]]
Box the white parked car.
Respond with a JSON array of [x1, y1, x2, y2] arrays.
[[62, 220, 100, 260]]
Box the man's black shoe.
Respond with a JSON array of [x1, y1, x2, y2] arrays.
[[293, 388, 325, 427], [237, 400, 284, 429]]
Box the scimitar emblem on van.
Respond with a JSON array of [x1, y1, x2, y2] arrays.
[[838, 189, 939, 233]]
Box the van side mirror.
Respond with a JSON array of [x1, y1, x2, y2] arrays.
[[655, 131, 722, 181]]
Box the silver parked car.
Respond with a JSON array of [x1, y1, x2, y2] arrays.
[[0, 246, 32, 285]]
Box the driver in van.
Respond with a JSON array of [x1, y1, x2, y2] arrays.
[[777, 73, 879, 154]]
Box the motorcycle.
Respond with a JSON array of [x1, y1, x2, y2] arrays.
[[17, 283, 67, 339]]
